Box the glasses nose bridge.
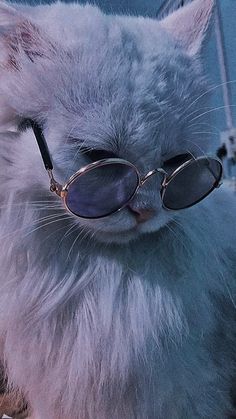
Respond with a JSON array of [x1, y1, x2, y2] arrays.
[[140, 168, 167, 186]]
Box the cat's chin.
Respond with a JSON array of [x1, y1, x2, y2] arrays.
[[89, 219, 170, 244], [93, 227, 141, 244]]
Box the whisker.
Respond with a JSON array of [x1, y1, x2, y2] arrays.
[[0, 207, 64, 216], [189, 105, 236, 124], [0, 202, 62, 210], [66, 226, 90, 262], [58, 223, 79, 247], [218, 273, 236, 309], [187, 122, 221, 134], [19, 212, 68, 227], [191, 131, 220, 137], [185, 140, 209, 158], [24, 215, 73, 237], [0, 214, 70, 241], [183, 106, 214, 122], [41, 223, 72, 245], [165, 222, 189, 254], [184, 79, 236, 117]]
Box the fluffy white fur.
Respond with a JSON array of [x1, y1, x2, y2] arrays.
[[0, 0, 236, 417]]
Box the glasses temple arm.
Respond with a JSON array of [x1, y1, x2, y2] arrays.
[[28, 119, 63, 196], [28, 119, 54, 171]]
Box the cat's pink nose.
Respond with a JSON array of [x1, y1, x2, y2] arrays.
[[127, 204, 156, 224]]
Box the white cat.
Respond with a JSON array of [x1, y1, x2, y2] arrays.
[[0, 0, 236, 418]]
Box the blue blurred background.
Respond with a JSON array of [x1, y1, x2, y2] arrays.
[[13, 0, 236, 151]]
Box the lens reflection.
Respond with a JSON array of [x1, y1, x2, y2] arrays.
[[163, 158, 222, 210], [65, 162, 139, 218]]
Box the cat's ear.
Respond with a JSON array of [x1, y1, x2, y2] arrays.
[[160, 0, 215, 56], [0, 1, 55, 69]]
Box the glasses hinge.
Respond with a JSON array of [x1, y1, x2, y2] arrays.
[[47, 169, 62, 197]]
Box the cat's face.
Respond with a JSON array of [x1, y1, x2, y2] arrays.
[[0, 0, 214, 244]]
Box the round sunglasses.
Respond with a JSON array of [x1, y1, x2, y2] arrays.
[[29, 120, 223, 219]]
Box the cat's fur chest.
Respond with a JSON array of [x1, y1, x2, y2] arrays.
[[2, 202, 235, 419]]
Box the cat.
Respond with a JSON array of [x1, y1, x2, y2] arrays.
[[0, 0, 236, 418]]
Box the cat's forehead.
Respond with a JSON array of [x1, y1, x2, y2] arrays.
[[48, 19, 200, 158], [34, 2, 196, 89], [48, 15, 196, 108], [5, 2, 207, 158]]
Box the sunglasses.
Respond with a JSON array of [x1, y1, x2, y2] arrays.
[[29, 120, 223, 219]]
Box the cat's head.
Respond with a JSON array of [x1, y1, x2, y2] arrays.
[[0, 0, 215, 244]]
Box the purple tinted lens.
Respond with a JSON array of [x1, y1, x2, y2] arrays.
[[163, 158, 222, 210], [65, 162, 139, 218]]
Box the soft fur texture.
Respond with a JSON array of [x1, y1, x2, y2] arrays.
[[0, 0, 236, 418]]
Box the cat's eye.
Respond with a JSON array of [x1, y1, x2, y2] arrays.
[[80, 148, 118, 162], [163, 153, 192, 168]]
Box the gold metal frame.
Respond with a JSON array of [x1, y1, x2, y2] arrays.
[[161, 155, 223, 210], [46, 155, 223, 219]]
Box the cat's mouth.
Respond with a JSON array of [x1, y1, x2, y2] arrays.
[[75, 210, 171, 244], [86, 216, 170, 244], [93, 226, 141, 244], [76, 220, 143, 244]]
